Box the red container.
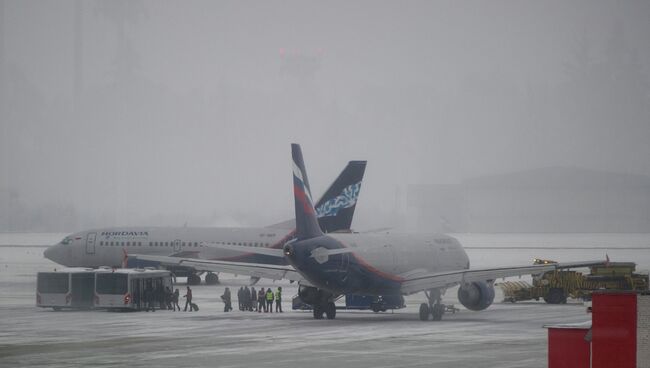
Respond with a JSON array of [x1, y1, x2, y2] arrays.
[[591, 293, 637, 368], [547, 326, 591, 368]]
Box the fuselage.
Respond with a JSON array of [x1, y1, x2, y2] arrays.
[[285, 232, 470, 295], [44, 226, 294, 268]]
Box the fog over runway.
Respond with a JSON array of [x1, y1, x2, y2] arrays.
[[1, 233, 648, 367]]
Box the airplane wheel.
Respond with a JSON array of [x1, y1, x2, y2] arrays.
[[187, 274, 201, 285], [419, 303, 430, 321], [431, 304, 444, 321], [313, 305, 324, 319], [325, 302, 336, 320], [205, 273, 219, 285]]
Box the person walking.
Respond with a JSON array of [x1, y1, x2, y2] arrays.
[[258, 288, 265, 313], [251, 287, 257, 312], [172, 288, 180, 311], [221, 287, 232, 312], [265, 288, 274, 313], [183, 286, 193, 312], [275, 287, 283, 313]]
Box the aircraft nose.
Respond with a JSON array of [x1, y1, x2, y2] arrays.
[[44, 245, 63, 264]]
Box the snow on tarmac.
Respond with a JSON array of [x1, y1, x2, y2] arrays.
[[2, 233, 649, 367]]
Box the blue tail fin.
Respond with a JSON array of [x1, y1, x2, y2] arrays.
[[292, 144, 324, 240], [314, 160, 366, 233]]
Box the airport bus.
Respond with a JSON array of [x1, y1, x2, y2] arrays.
[[36, 268, 96, 310], [94, 268, 173, 310]]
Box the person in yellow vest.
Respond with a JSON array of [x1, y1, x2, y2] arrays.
[[275, 287, 283, 313], [265, 288, 274, 313]]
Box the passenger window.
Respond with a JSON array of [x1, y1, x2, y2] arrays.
[[100, 241, 103, 246], [138, 242, 141, 246], [194, 242, 198, 247], [182, 242, 185, 247]]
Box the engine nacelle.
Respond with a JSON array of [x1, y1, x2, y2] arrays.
[[457, 281, 495, 311]]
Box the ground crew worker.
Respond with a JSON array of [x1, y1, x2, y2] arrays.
[[221, 287, 232, 312], [275, 287, 283, 313], [258, 288, 266, 312], [183, 286, 193, 312], [265, 288, 274, 313], [251, 287, 257, 312]]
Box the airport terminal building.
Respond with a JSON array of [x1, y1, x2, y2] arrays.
[[408, 167, 650, 233]]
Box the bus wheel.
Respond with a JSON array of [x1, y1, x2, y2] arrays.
[[187, 274, 201, 285], [205, 273, 219, 285]]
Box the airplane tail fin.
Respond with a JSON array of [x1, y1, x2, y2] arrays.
[[292, 143, 324, 240], [314, 160, 366, 233]]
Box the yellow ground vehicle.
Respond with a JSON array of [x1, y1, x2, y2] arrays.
[[497, 259, 649, 304]]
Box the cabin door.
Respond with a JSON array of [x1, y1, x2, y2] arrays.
[[85, 232, 96, 254]]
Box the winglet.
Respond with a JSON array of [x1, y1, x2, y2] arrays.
[[292, 144, 324, 240]]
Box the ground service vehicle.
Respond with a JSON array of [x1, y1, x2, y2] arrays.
[[292, 292, 406, 312], [497, 259, 649, 304], [94, 268, 173, 310], [36, 268, 96, 310]]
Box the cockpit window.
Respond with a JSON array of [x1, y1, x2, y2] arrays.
[[60, 237, 73, 245]]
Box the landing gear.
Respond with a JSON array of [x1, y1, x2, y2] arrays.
[[325, 302, 336, 320], [420, 289, 445, 321], [204, 273, 219, 285], [187, 274, 201, 285], [313, 305, 323, 319]]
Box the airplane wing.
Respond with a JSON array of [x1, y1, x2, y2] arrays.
[[201, 242, 285, 258], [400, 260, 606, 295], [132, 254, 306, 283]]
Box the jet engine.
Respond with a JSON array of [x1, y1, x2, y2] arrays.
[[457, 281, 495, 311]]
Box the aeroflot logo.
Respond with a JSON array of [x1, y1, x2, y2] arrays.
[[101, 231, 149, 237], [316, 182, 361, 218]]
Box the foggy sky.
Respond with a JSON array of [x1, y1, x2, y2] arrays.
[[1, 0, 649, 232]]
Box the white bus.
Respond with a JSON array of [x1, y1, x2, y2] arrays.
[[94, 268, 173, 310], [36, 268, 96, 310]]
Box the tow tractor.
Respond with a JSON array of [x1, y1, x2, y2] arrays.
[[497, 258, 649, 304]]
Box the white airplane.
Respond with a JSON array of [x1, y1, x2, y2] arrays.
[[44, 160, 366, 285], [135, 144, 604, 321]]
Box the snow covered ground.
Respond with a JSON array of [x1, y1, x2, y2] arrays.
[[1, 233, 649, 367]]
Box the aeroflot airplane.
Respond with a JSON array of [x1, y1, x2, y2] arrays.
[[135, 144, 603, 321], [44, 160, 366, 285]]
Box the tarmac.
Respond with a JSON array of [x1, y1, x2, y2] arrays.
[[2, 233, 649, 368]]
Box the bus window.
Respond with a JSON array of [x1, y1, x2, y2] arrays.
[[37, 273, 69, 294], [96, 274, 128, 295]]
